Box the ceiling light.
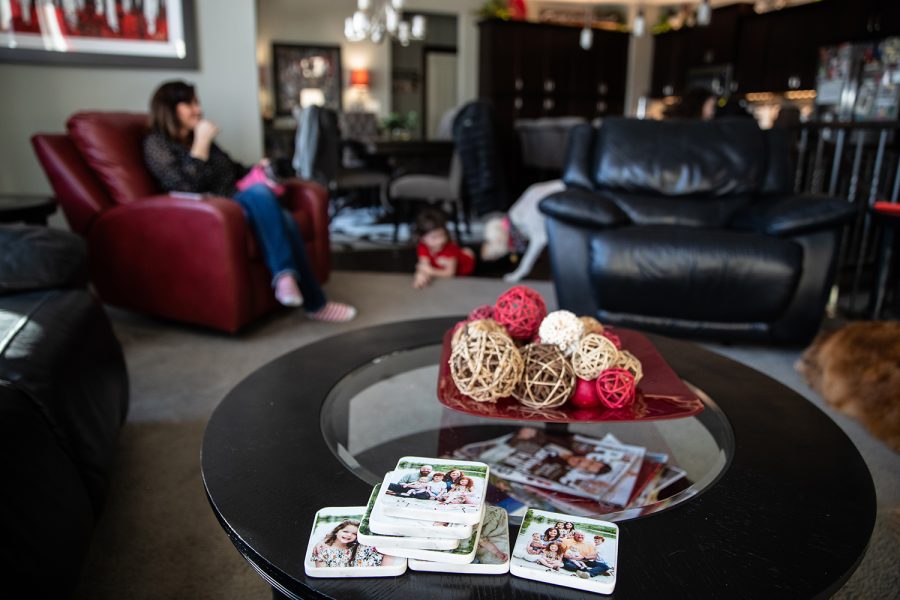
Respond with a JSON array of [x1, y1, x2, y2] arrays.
[[697, 0, 711, 26], [632, 8, 645, 38], [344, 0, 425, 45], [579, 8, 593, 50]]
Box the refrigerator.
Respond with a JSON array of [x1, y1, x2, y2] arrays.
[[816, 37, 900, 122]]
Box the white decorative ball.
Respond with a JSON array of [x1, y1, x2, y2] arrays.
[[538, 310, 585, 356]]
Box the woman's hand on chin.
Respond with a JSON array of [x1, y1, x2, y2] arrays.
[[194, 119, 219, 144]]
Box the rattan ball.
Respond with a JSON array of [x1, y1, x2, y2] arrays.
[[614, 349, 644, 384], [450, 327, 523, 403], [571, 333, 620, 380], [468, 304, 494, 321], [570, 377, 601, 409], [513, 344, 576, 409], [579, 316, 605, 336], [538, 310, 585, 356], [451, 318, 506, 347], [493, 285, 547, 340], [602, 330, 622, 349], [595, 368, 636, 409]]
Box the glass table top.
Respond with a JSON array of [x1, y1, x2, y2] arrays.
[[321, 343, 734, 523]]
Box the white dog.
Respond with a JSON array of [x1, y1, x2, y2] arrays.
[[480, 179, 566, 282]]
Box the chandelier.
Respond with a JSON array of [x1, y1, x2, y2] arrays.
[[344, 0, 426, 46]]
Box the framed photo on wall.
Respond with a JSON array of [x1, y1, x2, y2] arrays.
[[272, 42, 342, 116], [0, 0, 198, 69]]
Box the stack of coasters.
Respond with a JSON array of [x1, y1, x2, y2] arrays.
[[364, 456, 511, 574], [510, 508, 619, 594], [303, 506, 407, 578]]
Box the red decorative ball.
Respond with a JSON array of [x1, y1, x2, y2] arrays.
[[468, 304, 494, 321], [570, 377, 601, 408], [493, 286, 547, 340], [595, 368, 636, 409], [602, 330, 622, 349]]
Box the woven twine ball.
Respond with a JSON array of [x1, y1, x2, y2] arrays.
[[579, 316, 605, 336], [570, 333, 621, 380], [602, 330, 622, 350], [594, 368, 636, 409], [451, 318, 505, 347], [450, 326, 523, 402], [493, 285, 547, 340], [468, 304, 494, 321], [614, 350, 644, 384], [513, 343, 576, 409], [538, 310, 585, 356]]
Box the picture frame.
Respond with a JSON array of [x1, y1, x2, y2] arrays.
[[272, 42, 342, 116], [0, 0, 198, 69]]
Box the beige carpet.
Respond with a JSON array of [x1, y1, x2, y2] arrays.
[[72, 271, 898, 598]]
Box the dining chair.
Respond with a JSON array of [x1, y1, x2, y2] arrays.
[[293, 105, 390, 214], [386, 105, 469, 242]]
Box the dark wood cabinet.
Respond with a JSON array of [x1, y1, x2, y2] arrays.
[[479, 19, 629, 121], [830, 0, 900, 42], [478, 18, 629, 199], [651, 4, 749, 97], [654, 0, 900, 97], [735, 3, 826, 93], [651, 29, 689, 97]]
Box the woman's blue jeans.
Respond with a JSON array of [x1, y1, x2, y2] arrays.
[[233, 184, 326, 312]]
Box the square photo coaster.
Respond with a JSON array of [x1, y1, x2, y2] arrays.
[[377, 457, 489, 525], [359, 486, 460, 550], [408, 505, 511, 575], [375, 507, 483, 564], [363, 483, 472, 541], [303, 506, 407, 578], [509, 508, 618, 595]]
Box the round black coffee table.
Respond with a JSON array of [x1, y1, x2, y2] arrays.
[[201, 317, 875, 599]]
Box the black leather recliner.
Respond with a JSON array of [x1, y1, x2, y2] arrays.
[[539, 117, 855, 344], [0, 225, 129, 596]]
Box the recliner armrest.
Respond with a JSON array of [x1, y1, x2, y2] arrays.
[[0, 225, 88, 295], [729, 194, 855, 237], [539, 188, 630, 229]]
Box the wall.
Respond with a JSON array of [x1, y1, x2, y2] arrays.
[[0, 0, 261, 199], [625, 6, 658, 116], [257, 0, 483, 122]]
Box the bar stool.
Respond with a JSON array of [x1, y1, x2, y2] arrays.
[[868, 201, 900, 319]]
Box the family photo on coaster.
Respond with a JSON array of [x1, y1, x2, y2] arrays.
[[511, 509, 619, 594], [385, 463, 480, 504], [377, 457, 489, 525]]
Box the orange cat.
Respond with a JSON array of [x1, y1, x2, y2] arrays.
[[796, 321, 900, 453]]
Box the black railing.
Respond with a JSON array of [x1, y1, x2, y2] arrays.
[[789, 120, 900, 317]]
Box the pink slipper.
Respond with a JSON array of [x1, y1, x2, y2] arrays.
[[307, 301, 357, 322], [274, 274, 303, 307]]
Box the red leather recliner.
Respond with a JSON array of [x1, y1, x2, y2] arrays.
[[32, 112, 331, 333]]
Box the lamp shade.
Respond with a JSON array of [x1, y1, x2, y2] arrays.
[[350, 68, 370, 87]]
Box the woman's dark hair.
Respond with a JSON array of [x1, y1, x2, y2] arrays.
[[149, 80, 196, 140], [413, 207, 450, 240], [543, 527, 559, 540]]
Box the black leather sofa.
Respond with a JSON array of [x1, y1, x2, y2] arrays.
[[539, 117, 855, 344], [0, 225, 128, 595]]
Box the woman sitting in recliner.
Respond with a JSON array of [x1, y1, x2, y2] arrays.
[[142, 80, 356, 322]]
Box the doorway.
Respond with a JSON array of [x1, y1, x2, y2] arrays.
[[390, 12, 457, 140], [425, 50, 457, 139]]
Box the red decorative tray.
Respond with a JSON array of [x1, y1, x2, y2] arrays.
[[437, 325, 704, 423]]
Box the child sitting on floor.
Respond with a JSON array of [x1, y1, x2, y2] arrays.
[[412, 208, 475, 289]]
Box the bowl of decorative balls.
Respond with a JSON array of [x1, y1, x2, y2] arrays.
[[437, 285, 704, 423]]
